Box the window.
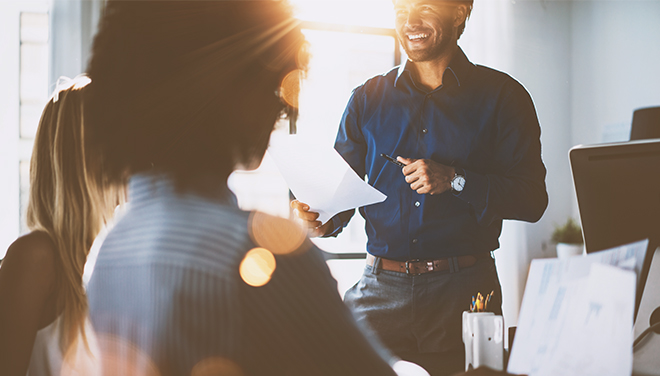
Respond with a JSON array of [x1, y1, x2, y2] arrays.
[[229, 1, 400, 295], [18, 12, 50, 235], [0, 4, 49, 259]]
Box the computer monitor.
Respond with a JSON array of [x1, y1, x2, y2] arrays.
[[630, 106, 660, 141], [569, 138, 660, 321]]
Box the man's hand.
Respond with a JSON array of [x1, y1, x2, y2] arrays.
[[398, 157, 455, 195], [290, 200, 332, 237]]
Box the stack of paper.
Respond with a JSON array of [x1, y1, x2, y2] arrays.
[[508, 239, 648, 376]]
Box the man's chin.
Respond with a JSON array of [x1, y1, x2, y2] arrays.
[[403, 43, 453, 63], [405, 50, 437, 63], [401, 42, 438, 62]]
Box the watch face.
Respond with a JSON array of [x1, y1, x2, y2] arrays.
[[452, 175, 465, 192]]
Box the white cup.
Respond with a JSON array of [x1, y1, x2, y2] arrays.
[[462, 311, 504, 371]]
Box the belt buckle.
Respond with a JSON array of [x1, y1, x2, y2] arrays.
[[405, 259, 422, 276]]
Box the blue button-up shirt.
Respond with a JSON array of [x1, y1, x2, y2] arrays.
[[327, 48, 548, 261]]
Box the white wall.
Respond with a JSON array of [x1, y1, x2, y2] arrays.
[[460, 0, 660, 328], [570, 1, 660, 147]]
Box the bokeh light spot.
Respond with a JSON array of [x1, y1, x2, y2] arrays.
[[248, 212, 309, 255], [61, 337, 100, 376], [191, 357, 245, 376], [279, 69, 302, 109], [95, 334, 161, 376], [240, 247, 277, 287]]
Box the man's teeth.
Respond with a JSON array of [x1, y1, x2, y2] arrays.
[[408, 33, 428, 41]]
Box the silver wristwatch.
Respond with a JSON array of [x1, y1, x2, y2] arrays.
[[451, 170, 465, 193]]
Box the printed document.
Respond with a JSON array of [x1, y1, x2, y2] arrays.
[[267, 134, 386, 225], [508, 239, 647, 376]]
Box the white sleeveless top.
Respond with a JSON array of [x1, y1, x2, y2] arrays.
[[28, 317, 101, 376]]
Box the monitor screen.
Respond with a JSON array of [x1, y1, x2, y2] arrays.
[[570, 138, 660, 321]]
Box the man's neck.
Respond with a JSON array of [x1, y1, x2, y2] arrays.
[[409, 44, 458, 91]]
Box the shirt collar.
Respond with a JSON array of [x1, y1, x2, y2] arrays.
[[128, 172, 238, 207], [394, 46, 473, 89]]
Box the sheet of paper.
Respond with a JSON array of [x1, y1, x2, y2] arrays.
[[507, 239, 647, 375], [267, 134, 386, 225], [535, 264, 635, 376]]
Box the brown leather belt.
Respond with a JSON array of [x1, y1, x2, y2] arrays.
[[366, 252, 491, 276]]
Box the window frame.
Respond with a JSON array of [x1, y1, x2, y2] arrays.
[[290, 20, 402, 261]]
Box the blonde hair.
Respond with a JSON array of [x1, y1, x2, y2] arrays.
[[26, 75, 122, 353]]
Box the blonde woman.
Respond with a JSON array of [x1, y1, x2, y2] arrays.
[[0, 76, 121, 376]]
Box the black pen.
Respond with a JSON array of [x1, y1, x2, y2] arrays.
[[380, 153, 406, 168]]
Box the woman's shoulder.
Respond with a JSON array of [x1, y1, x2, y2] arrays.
[[2, 231, 58, 281]]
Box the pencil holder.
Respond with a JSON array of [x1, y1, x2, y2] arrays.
[[462, 311, 504, 371]]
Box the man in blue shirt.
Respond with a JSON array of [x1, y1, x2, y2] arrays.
[[293, 0, 548, 374]]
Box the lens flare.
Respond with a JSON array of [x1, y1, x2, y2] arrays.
[[240, 247, 277, 287], [95, 334, 161, 376], [60, 337, 100, 376], [296, 41, 311, 72], [279, 69, 303, 109], [248, 212, 309, 255], [191, 357, 245, 376]]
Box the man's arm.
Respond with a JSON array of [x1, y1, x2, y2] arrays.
[[395, 80, 548, 227], [457, 80, 548, 226]]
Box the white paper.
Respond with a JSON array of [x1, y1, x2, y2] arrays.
[[507, 239, 647, 376], [535, 264, 635, 376], [267, 134, 386, 224]]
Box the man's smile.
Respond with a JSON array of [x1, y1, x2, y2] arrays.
[[407, 32, 429, 41]]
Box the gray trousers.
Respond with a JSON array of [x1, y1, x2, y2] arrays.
[[344, 256, 503, 374]]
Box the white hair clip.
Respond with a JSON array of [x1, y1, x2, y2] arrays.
[[52, 75, 91, 102]]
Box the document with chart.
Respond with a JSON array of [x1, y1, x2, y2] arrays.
[[508, 239, 647, 376]]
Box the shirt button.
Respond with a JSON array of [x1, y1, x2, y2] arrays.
[[414, 201, 420, 207], [422, 128, 428, 134], [412, 238, 418, 244]]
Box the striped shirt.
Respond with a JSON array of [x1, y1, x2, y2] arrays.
[[87, 174, 396, 376]]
